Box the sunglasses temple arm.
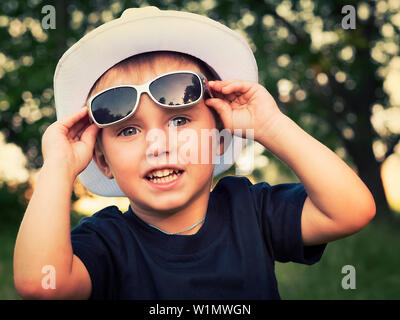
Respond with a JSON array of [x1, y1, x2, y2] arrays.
[[86, 104, 94, 124], [202, 77, 215, 99]]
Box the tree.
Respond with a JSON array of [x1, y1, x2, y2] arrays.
[[0, 0, 398, 223], [212, 0, 398, 218]]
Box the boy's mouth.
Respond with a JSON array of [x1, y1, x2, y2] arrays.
[[145, 168, 184, 184]]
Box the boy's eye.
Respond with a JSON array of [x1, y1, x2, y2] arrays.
[[170, 117, 190, 127], [119, 127, 139, 136]]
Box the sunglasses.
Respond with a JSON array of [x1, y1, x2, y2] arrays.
[[87, 70, 215, 128]]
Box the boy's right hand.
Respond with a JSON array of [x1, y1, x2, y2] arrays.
[[41, 106, 100, 178]]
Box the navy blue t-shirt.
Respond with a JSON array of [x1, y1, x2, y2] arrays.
[[71, 176, 326, 299]]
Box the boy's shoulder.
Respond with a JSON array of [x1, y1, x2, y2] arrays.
[[74, 205, 125, 229], [213, 175, 305, 204], [213, 175, 271, 193], [214, 175, 253, 187], [211, 175, 267, 206], [216, 175, 274, 186], [92, 205, 123, 217]]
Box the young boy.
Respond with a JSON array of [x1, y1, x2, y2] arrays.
[[14, 6, 375, 300]]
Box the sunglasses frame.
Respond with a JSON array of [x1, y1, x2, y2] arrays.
[[87, 70, 214, 128]]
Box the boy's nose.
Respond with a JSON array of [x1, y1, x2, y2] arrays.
[[149, 144, 167, 158], [145, 127, 179, 161], [137, 94, 179, 159], [146, 137, 178, 167]]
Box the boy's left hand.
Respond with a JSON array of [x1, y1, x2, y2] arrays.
[[205, 80, 283, 141]]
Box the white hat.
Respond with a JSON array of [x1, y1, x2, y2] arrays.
[[53, 6, 258, 197]]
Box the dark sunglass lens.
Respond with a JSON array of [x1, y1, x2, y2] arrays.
[[91, 87, 137, 125], [150, 73, 201, 106]]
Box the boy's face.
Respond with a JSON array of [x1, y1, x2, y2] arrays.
[[91, 57, 224, 215]]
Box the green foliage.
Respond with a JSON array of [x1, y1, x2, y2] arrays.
[[0, 0, 396, 216], [0, 209, 87, 300], [0, 184, 27, 227], [276, 218, 400, 299], [0, 226, 19, 300]]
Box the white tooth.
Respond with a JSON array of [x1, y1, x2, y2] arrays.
[[166, 174, 175, 183], [150, 173, 179, 184], [156, 170, 163, 177], [148, 169, 182, 182]]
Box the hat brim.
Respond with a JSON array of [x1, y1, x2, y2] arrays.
[[54, 7, 258, 197]]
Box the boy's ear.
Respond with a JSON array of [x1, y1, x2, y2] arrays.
[[93, 137, 114, 179]]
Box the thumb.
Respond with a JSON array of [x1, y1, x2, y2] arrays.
[[205, 98, 232, 130], [81, 124, 100, 149]]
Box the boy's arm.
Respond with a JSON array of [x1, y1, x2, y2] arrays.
[[13, 161, 92, 299], [257, 113, 376, 246], [13, 107, 98, 299], [205, 80, 375, 247]]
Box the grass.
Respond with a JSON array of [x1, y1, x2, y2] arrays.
[[275, 217, 400, 299], [0, 226, 19, 300], [1, 213, 399, 300]]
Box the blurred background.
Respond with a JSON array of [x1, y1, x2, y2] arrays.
[[0, 0, 399, 299]]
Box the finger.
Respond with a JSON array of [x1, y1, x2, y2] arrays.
[[208, 88, 237, 104], [80, 124, 100, 149], [223, 92, 240, 103], [205, 98, 232, 129], [209, 89, 226, 100], [68, 114, 92, 138], [220, 81, 252, 95], [208, 79, 237, 92], [74, 120, 91, 141], [68, 114, 91, 140], [58, 106, 89, 130]]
